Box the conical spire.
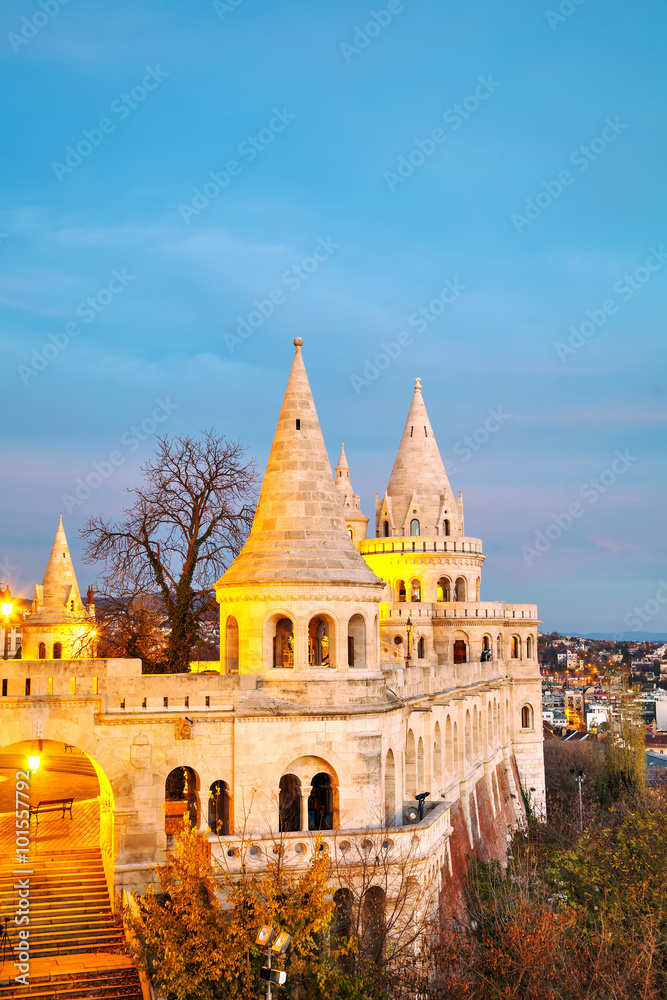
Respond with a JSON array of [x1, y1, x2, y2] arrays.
[[218, 341, 381, 588], [334, 443, 352, 500], [336, 443, 350, 472], [383, 378, 460, 536], [41, 515, 83, 612]]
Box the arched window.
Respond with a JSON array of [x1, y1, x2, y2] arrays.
[[332, 889, 353, 970], [208, 780, 230, 835], [397, 580, 406, 602], [410, 519, 420, 536], [53, 642, 62, 660], [445, 716, 453, 775], [38, 642, 46, 659], [464, 710, 472, 765], [437, 577, 451, 602], [309, 772, 334, 830], [511, 635, 520, 659], [405, 730, 416, 798], [362, 886, 385, 964], [496, 634, 503, 660], [443, 519, 450, 536], [433, 722, 442, 787], [225, 616, 239, 674], [453, 639, 467, 663], [417, 737, 424, 790], [383, 520, 389, 537], [348, 528, 354, 539], [273, 617, 294, 668], [527, 634, 534, 659], [417, 636, 425, 659], [454, 578, 466, 602], [165, 766, 199, 838], [384, 749, 395, 821], [308, 616, 331, 667], [279, 774, 302, 832], [521, 705, 533, 730], [410, 579, 421, 602], [348, 614, 366, 667], [481, 634, 492, 661]]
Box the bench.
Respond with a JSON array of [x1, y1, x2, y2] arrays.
[[29, 798, 74, 825]]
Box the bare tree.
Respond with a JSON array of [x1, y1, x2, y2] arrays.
[[92, 587, 168, 671], [81, 431, 258, 673]]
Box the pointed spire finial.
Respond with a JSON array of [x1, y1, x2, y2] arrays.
[[336, 442, 349, 470], [293, 337, 303, 348], [414, 377, 422, 392]]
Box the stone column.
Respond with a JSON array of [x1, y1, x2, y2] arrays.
[[300, 785, 311, 832]]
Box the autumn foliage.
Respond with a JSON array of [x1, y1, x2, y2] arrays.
[[129, 739, 667, 999]]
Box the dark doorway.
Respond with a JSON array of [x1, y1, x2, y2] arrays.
[[279, 773, 301, 832], [308, 772, 333, 830], [208, 780, 230, 835], [453, 640, 467, 664]]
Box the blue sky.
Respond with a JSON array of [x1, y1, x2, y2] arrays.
[[1, 0, 665, 635]]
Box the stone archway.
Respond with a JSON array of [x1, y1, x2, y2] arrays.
[[280, 755, 340, 831], [0, 715, 136, 901], [0, 738, 116, 898]]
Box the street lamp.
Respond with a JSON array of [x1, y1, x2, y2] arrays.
[[405, 615, 414, 665], [28, 740, 42, 773], [570, 768, 585, 831], [255, 925, 290, 998], [1, 587, 13, 661]]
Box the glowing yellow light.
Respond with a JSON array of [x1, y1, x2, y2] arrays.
[[28, 755, 40, 771], [1, 602, 12, 617]]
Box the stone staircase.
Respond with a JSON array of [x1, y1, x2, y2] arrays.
[[0, 849, 143, 999], [0, 968, 143, 999]]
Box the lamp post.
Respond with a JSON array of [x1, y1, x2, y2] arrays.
[[405, 615, 414, 665], [256, 926, 290, 999], [1, 586, 13, 661], [570, 768, 585, 832]]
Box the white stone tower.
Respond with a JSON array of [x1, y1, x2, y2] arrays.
[[334, 443, 370, 544], [21, 516, 96, 660], [215, 339, 384, 677]]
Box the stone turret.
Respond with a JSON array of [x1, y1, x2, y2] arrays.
[[334, 443, 369, 544], [22, 516, 97, 660], [376, 377, 463, 538], [216, 339, 383, 677]]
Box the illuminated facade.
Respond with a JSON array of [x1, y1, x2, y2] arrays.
[[0, 339, 544, 908]]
